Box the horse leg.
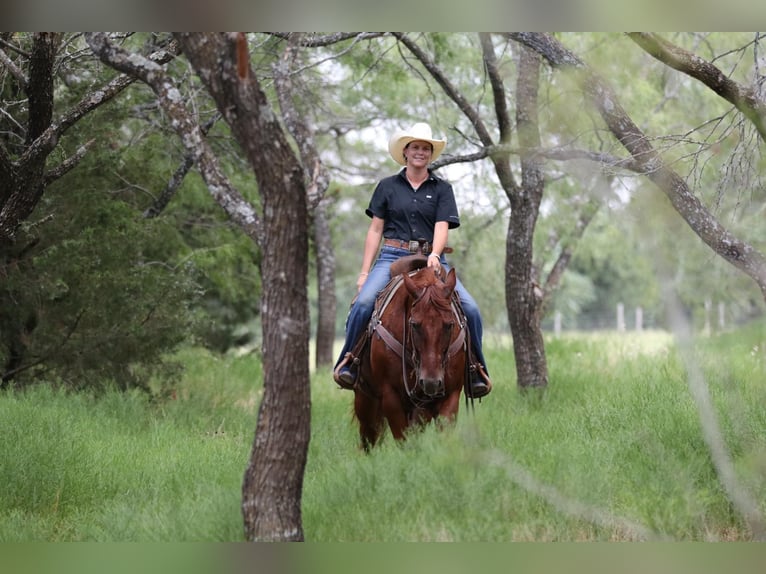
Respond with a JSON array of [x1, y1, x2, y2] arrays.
[[354, 389, 384, 452], [435, 390, 462, 428], [381, 385, 409, 441]]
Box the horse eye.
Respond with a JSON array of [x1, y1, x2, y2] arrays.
[[443, 322, 454, 331], [410, 321, 422, 331]]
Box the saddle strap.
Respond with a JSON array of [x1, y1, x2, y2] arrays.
[[447, 321, 466, 358], [372, 321, 405, 358]]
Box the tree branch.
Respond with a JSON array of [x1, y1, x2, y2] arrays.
[[393, 32, 494, 147], [43, 139, 94, 184], [506, 32, 766, 298], [273, 34, 330, 210], [18, 37, 180, 168], [265, 32, 387, 48], [627, 32, 766, 142], [0, 45, 27, 85], [85, 32, 261, 242], [143, 113, 220, 218], [479, 33, 512, 145], [394, 33, 521, 193]]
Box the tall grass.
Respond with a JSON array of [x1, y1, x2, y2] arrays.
[[0, 348, 259, 541], [1, 326, 764, 541]]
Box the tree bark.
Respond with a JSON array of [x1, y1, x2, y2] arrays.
[[313, 199, 337, 367], [87, 31, 311, 542], [0, 33, 57, 243], [272, 35, 336, 368], [172, 33, 311, 543], [507, 44, 548, 389]]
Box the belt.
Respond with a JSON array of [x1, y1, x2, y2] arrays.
[[383, 238, 453, 255]]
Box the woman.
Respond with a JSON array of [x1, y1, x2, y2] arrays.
[[333, 122, 492, 398]]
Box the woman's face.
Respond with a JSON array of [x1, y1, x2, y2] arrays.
[[404, 140, 433, 166]]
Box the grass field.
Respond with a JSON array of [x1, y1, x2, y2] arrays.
[[1, 325, 764, 541]]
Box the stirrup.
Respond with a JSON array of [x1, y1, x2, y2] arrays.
[[333, 353, 358, 390], [468, 363, 492, 399]]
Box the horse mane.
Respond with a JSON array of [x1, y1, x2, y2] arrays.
[[408, 268, 454, 315]]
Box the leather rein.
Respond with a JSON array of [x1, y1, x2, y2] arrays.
[[371, 273, 467, 404]]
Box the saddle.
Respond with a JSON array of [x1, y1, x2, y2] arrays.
[[334, 255, 477, 396]]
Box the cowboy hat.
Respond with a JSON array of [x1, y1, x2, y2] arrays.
[[388, 122, 446, 166]]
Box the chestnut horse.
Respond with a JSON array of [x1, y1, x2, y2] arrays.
[[353, 256, 468, 451]]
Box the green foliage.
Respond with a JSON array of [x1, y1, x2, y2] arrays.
[[163, 169, 262, 352], [1, 186, 200, 392], [3, 327, 764, 541], [562, 208, 661, 329], [0, 39, 264, 392]]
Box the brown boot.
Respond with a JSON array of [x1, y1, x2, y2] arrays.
[[469, 364, 492, 398], [333, 355, 358, 390]]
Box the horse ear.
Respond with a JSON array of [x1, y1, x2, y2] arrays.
[[445, 267, 457, 291], [402, 271, 419, 297]]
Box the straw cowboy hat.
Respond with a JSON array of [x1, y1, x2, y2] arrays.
[[388, 122, 447, 166]]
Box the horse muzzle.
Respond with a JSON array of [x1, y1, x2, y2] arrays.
[[417, 376, 445, 398]]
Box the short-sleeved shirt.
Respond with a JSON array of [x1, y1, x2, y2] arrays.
[[365, 168, 460, 242]]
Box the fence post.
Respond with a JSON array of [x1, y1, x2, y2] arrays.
[[554, 311, 562, 337], [635, 306, 643, 332], [718, 301, 725, 330], [703, 298, 712, 335], [617, 302, 625, 332]]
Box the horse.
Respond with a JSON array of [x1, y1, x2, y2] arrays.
[[352, 255, 469, 451]]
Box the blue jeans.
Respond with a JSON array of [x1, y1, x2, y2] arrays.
[[335, 246, 488, 372]]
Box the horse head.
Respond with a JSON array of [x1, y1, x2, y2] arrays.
[[402, 267, 458, 398]]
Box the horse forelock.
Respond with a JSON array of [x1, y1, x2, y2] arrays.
[[411, 273, 453, 316]]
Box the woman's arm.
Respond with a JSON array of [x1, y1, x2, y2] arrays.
[[428, 220, 449, 269], [357, 216, 384, 290]]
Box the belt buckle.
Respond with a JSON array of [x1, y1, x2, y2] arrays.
[[408, 240, 419, 253]]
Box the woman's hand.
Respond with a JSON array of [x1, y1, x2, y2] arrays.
[[356, 272, 368, 292], [427, 253, 441, 270]]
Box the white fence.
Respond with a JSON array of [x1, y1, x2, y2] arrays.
[[552, 299, 730, 336]]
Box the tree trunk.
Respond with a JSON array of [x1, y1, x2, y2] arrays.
[[271, 36, 336, 369], [313, 199, 337, 368], [177, 33, 311, 543], [505, 44, 549, 389], [87, 32, 312, 540], [0, 33, 57, 243]]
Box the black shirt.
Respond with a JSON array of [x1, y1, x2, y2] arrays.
[[365, 168, 460, 242]]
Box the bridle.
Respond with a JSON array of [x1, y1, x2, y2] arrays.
[[372, 274, 467, 406]]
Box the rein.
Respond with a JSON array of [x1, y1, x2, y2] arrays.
[[372, 272, 467, 405]]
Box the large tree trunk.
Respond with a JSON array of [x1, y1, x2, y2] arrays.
[[88, 32, 312, 541], [506, 45, 549, 389], [173, 33, 312, 543]]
